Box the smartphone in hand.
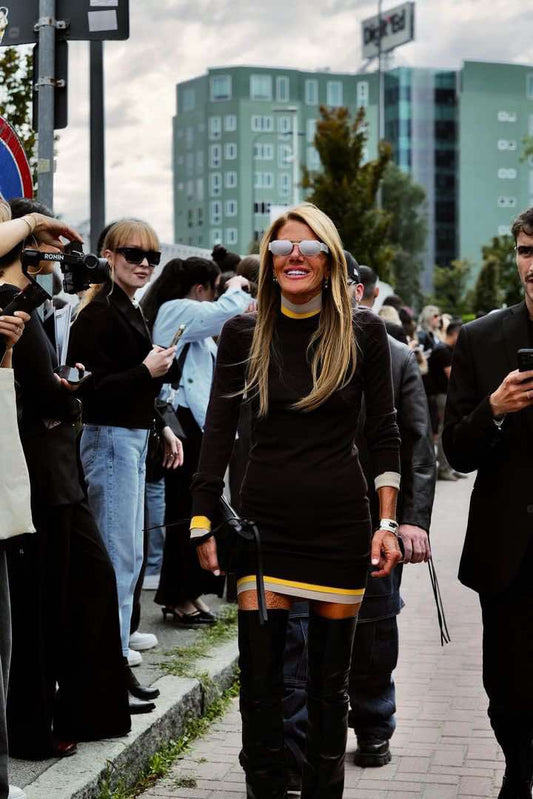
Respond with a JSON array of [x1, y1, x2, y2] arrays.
[[517, 349, 533, 373], [54, 365, 92, 386]]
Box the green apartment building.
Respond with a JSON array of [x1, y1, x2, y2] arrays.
[[173, 61, 533, 290]]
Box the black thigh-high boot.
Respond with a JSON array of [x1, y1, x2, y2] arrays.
[[494, 722, 533, 799], [301, 613, 357, 799], [238, 609, 289, 799]]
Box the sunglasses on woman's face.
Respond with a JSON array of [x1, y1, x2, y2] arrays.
[[115, 247, 161, 267], [268, 239, 329, 257]]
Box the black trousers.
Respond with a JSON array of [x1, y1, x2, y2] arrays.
[[155, 407, 223, 607], [479, 550, 533, 747], [6, 501, 130, 759]]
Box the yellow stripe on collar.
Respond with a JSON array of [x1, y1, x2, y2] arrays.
[[281, 305, 321, 319]]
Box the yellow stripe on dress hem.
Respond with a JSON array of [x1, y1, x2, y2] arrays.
[[280, 306, 321, 319], [237, 575, 365, 597]]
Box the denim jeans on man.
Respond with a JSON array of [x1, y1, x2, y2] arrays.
[[81, 425, 148, 656], [144, 478, 165, 576]]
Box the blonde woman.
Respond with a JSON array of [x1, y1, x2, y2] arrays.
[[191, 204, 401, 799]]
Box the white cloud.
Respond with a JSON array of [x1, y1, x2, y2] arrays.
[[48, 0, 533, 246]]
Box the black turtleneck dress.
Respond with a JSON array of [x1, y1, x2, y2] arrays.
[[191, 306, 400, 604]]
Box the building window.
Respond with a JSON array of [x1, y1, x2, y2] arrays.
[[497, 196, 517, 208], [251, 115, 273, 132], [210, 74, 232, 101], [185, 126, 194, 148], [177, 182, 184, 192], [224, 142, 237, 160], [254, 172, 274, 189], [225, 228, 238, 245], [176, 128, 183, 139], [210, 229, 222, 246], [276, 76, 290, 102], [527, 73, 533, 99], [208, 116, 222, 140], [210, 201, 222, 225], [186, 180, 194, 200], [327, 81, 343, 107], [225, 199, 238, 217], [209, 173, 222, 197], [209, 144, 221, 168], [225, 171, 238, 188], [182, 88, 195, 112], [307, 146, 320, 171], [305, 79, 318, 105], [498, 168, 517, 179], [277, 115, 292, 134], [497, 139, 517, 151], [185, 152, 194, 176], [196, 179, 204, 202], [306, 119, 317, 143], [224, 114, 237, 132], [196, 150, 204, 173], [250, 74, 272, 101], [497, 110, 517, 123], [254, 202, 271, 214], [253, 143, 274, 160], [529, 114, 533, 136], [198, 207, 203, 226], [278, 144, 292, 167], [497, 225, 511, 236], [278, 173, 291, 197], [356, 81, 369, 108], [187, 209, 193, 228]]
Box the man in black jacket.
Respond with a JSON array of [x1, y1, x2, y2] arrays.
[[443, 207, 533, 799]]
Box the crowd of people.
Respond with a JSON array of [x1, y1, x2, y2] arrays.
[[0, 196, 532, 799]]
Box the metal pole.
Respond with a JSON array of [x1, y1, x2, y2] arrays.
[[36, 0, 56, 208], [292, 109, 299, 206], [90, 40, 106, 253], [376, 0, 384, 208]]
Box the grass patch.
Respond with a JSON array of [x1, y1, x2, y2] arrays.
[[160, 604, 238, 678], [97, 680, 239, 799]]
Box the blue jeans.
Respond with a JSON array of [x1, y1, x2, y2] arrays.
[[144, 478, 166, 576], [81, 425, 148, 656]]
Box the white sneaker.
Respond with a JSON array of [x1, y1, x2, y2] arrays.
[[129, 631, 158, 651], [9, 786, 27, 799], [142, 574, 160, 590], [127, 648, 143, 667]]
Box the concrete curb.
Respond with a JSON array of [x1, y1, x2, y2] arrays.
[[23, 638, 239, 799]]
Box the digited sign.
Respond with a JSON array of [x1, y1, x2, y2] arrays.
[[362, 2, 415, 59]]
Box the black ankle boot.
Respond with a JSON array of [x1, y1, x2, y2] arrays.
[[123, 658, 160, 701], [301, 613, 357, 799], [238, 609, 289, 799], [495, 726, 533, 799]]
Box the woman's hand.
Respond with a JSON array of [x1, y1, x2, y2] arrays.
[[54, 362, 86, 391], [226, 275, 250, 293], [143, 344, 176, 377], [370, 529, 403, 578], [196, 536, 223, 576], [31, 214, 83, 249], [161, 426, 184, 469], [0, 310, 29, 350]]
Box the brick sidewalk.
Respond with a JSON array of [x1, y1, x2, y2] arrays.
[[141, 476, 505, 799]]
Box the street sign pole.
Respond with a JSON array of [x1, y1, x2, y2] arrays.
[[36, 0, 56, 209], [90, 40, 105, 252]]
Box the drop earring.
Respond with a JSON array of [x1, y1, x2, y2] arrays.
[[323, 276, 330, 290]]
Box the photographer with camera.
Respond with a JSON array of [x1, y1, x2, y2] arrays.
[[0, 198, 130, 761], [68, 219, 182, 700]]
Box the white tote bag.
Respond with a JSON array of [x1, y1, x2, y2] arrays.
[[0, 370, 34, 538]]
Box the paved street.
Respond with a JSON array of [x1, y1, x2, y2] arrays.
[[140, 474, 505, 799]]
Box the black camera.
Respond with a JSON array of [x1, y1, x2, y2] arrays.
[[21, 243, 110, 294]]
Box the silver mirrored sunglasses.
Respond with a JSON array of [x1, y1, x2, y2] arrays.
[[268, 239, 330, 257]]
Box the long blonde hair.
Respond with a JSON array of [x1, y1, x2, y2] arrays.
[[248, 203, 356, 415], [78, 218, 159, 310]]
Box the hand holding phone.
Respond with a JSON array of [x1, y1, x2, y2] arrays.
[[54, 364, 92, 386]]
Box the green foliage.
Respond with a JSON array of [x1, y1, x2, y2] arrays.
[[0, 47, 36, 181], [520, 135, 533, 163], [160, 604, 238, 678], [473, 255, 502, 315], [302, 106, 395, 282], [381, 162, 427, 306], [482, 235, 522, 307], [432, 259, 472, 315]]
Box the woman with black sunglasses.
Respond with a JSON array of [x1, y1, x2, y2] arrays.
[[68, 219, 183, 704]]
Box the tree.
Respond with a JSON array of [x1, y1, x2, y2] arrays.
[[481, 235, 522, 307], [0, 47, 36, 178], [472, 255, 502, 315], [302, 106, 395, 282], [433, 259, 472, 316], [520, 135, 533, 163], [381, 162, 427, 306]]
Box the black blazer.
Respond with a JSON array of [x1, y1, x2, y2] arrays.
[[357, 336, 436, 619], [443, 302, 533, 594], [68, 282, 163, 429]]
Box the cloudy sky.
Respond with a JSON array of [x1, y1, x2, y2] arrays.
[[47, 0, 532, 244]]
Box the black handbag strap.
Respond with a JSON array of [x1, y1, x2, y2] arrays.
[[171, 342, 191, 390]]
